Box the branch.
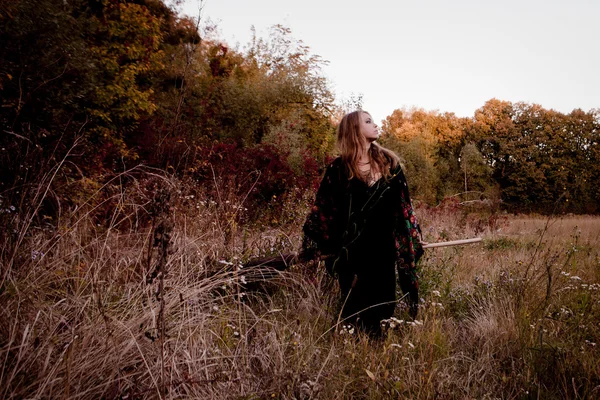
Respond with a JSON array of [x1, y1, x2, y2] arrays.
[[422, 238, 482, 249]]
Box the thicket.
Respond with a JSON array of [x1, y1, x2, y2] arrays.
[[1, 0, 599, 230], [0, 0, 334, 230]]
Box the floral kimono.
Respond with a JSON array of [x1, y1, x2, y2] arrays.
[[302, 157, 423, 331]]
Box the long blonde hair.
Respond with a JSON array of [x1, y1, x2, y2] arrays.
[[337, 110, 399, 181]]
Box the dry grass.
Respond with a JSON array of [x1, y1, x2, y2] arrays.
[[1, 176, 599, 399]]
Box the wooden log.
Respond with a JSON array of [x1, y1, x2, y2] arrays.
[[422, 238, 482, 249]]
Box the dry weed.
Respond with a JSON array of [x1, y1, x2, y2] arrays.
[[1, 175, 599, 399]]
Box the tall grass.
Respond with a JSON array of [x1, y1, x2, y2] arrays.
[[1, 172, 599, 399]]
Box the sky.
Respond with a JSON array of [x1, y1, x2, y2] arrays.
[[181, 0, 599, 123]]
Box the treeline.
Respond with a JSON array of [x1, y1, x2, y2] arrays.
[[381, 101, 599, 213], [0, 0, 335, 222], [1, 0, 598, 220]]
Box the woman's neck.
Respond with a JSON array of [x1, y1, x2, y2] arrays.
[[359, 144, 372, 164]]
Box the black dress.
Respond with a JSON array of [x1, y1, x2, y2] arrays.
[[302, 157, 423, 332]]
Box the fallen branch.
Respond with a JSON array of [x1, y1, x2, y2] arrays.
[[422, 237, 482, 249]]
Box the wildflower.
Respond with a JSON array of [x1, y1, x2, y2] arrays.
[[432, 290, 441, 297], [339, 324, 355, 335], [381, 317, 405, 329], [560, 307, 573, 316]]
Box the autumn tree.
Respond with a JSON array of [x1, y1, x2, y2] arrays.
[[138, 23, 336, 193], [467, 99, 599, 213], [380, 107, 469, 203], [0, 0, 195, 216], [459, 142, 492, 200]]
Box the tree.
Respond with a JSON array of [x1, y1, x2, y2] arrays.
[[459, 142, 492, 199], [380, 107, 468, 202], [0, 0, 186, 214]]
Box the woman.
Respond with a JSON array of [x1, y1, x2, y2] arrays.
[[302, 110, 424, 334]]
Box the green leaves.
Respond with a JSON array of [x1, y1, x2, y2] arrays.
[[88, 1, 164, 124], [379, 101, 599, 213]]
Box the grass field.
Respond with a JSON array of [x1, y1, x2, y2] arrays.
[[1, 180, 599, 399]]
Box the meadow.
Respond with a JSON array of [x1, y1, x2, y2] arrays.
[[1, 175, 599, 399]]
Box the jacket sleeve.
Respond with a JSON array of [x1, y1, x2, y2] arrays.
[[392, 165, 424, 275], [301, 159, 345, 263]]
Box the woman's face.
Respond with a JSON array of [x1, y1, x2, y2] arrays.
[[359, 112, 379, 143]]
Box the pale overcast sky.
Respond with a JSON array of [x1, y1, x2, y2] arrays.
[[181, 0, 599, 123]]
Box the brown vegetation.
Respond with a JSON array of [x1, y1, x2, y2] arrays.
[[1, 174, 598, 399], [2, 1, 599, 398]]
